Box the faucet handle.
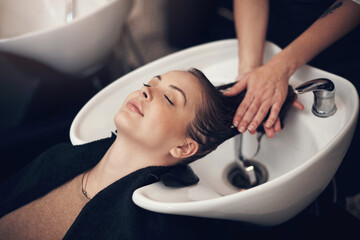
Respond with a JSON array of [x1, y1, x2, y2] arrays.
[[295, 78, 336, 118]]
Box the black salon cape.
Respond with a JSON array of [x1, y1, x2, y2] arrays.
[[0, 134, 237, 240]]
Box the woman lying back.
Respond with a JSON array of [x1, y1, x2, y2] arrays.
[[0, 68, 297, 240]]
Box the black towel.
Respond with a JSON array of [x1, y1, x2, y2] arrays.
[[1, 134, 231, 240]]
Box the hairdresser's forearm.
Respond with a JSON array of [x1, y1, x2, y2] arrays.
[[234, 0, 269, 73], [268, 0, 360, 79]]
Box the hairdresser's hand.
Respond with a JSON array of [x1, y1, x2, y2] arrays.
[[224, 62, 304, 138]]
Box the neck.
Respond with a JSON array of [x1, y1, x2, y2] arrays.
[[84, 134, 172, 199]]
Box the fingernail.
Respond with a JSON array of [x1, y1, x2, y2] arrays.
[[223, 89, 231, 95], [233, 121, 239, 127], [248, 125, 255, 132], [239, 126, 246, 133], [266, 122, 271, 128]]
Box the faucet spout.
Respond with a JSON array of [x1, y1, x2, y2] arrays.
[[295, 78, 337, 118]]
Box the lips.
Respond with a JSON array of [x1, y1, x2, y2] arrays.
[[126, 99, 144, 117]]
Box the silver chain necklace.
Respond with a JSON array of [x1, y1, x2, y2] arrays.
[[81, 171, 91, 200]]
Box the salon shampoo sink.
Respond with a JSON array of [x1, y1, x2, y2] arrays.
[[0, 0, 133, 76], [70, 39, 359, 226]]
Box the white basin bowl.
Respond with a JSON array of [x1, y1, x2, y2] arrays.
[[70, 39, 359, 226], [0, 0, 133, 76]]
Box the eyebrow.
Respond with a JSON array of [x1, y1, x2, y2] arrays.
[[154, 75, 187, 106]]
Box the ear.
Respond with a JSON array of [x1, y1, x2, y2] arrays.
[[170, 138, 199, 160]]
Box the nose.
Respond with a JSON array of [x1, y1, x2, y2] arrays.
[[141, 85, 152, 101]]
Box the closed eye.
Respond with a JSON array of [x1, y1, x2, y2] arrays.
[[164, 94, 174, 106], [143, 83, 151, 87]]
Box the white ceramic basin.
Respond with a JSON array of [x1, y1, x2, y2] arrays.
[[0, 0, 133, 76], [70, 39, 359, 226]]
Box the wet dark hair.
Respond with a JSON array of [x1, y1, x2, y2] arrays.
[[183, 68, 297, 164]]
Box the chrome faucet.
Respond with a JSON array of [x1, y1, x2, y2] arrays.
[[295, 78, 337, 118]]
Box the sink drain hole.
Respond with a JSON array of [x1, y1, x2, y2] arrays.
[[227, 160, 268, 189]]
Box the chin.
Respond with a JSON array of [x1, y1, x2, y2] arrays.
[[114, 110, 135, 133], [114, 109, 148, 141]]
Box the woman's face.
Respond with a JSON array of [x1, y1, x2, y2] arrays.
[[115, 70, 203, 153]]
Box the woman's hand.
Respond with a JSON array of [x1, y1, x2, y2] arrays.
[[229, 0, 359, 138], [224, 61, 304, 138]]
